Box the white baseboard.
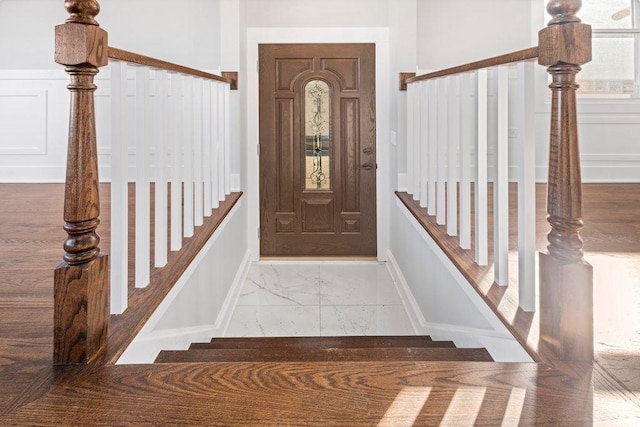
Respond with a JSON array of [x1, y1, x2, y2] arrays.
[[0, 166, 65, 183], [423, 323, 533, 362], [116, 324, 219, 364], [215, 250, 252, 335], [385, 249, 425, 335]]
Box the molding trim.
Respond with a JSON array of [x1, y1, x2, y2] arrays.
[[385, 249, 425, 334], [0, 89, 48, 155], [116, 324, 218, 364], [216, 250, 252, 334], [0, 166, 65, 183]]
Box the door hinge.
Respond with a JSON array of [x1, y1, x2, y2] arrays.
[[258, 227, 261, 240], [257, 60, 259, 73], [257, 144, 260, 157]]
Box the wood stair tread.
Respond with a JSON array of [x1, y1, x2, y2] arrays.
[[154, 346, 494, 363], [193, 335, 443, 350]]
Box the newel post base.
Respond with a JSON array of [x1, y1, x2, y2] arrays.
[[539, 253, 593, 361], [540, 252, 593, 361], [54, 256, 109, 365]]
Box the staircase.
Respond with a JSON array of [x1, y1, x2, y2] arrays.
[[154, 336, 494, 363]]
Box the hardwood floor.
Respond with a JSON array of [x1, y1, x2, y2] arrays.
[[398, 184, 640, 407], [1, 183, 639, 424]]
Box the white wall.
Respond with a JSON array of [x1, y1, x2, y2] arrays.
[[0, 1, 66, 69], [389, 0, 418, 194], [416, 0, 535, 71], [245, 0, 390, 28], [0, 70, 70, 181], [0, 0, 221, 70]]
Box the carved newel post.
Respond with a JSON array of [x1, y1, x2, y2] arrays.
[[538, 0, 593, 361], [53, 0, 109, 364]]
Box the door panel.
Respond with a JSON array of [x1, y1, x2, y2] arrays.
[[260, 43, 376, 257]]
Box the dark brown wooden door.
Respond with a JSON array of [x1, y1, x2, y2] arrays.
[[259, 43, 376, 257]]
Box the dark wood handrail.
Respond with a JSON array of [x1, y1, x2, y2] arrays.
[[406, 46, 539, 84], [108, 46, 231, 83]]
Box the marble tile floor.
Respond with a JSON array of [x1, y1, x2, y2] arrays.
[[225, 262, 416, 337]]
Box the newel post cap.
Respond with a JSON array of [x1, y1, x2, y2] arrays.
[[538, 22, 592, 66], [55, 22, 108, 68]]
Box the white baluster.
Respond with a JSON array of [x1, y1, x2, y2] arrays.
[[517, 61, 537, 311], [110, 60, 128, 313], [406, 83, 415, 195], [476, 69, 489, 266], [412, 82, 422, 201], [211, 82, 220, 208], [183, 76, 194, 238], [154, 69, 168, 268], [224, 83, 231, 195], [427, 79, 438, 216], [170, 73, 182, 251], [419, 81, 429, 208], [459, 72, 475, 250], [135, 66, 151, 288], [494, 66, 510, 286], [194, 78, 204, 227], [218, 82, 225, 202], [437, 78, 448, 225], [203, 79, 212, 215], [447, 75, 460, 237]]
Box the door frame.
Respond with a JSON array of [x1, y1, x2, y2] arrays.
[[246, 27, 391, 261]]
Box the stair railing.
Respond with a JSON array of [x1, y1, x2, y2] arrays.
[[402, 0, 593, 361], [53, 0, 234, 364], [107, 49, 232, 315]]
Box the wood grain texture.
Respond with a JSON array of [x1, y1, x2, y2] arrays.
[[398, 72, 416, 91], [109, 47, 230, 83], [155, 347, 492, 363], [538, 0, 594, 361], [0, 183, 639, 423], [259, 43, 377, 257], [53, 256, 109, 365], [1, 362, 613, 425], [54, 1, 109, 365], [221, 71, 238, 90], [193, 336, 449, 350], [405, 47, 538, 84]]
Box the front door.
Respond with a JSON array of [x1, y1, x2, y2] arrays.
[[259, 43, 376, 257]]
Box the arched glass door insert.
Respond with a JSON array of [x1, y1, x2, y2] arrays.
[[304, 80, 331, 190]]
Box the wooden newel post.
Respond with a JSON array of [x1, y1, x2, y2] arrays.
[[538, 0, 594, 361], [53, 0, 109, 365]]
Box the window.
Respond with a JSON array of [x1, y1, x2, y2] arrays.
[[576, 0, 640, 98]]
